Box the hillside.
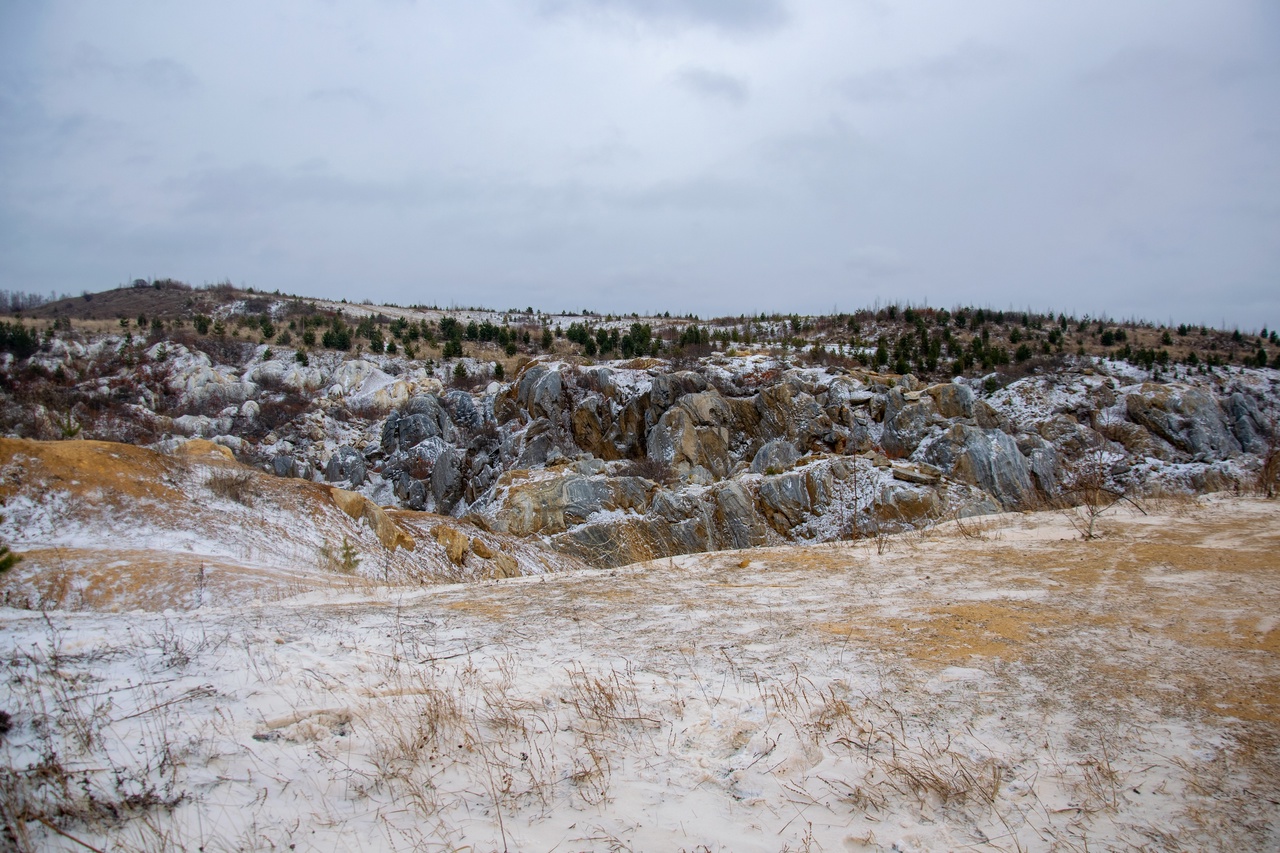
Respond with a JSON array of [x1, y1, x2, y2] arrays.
[[2, 285, 1278, 584], [2, 286, 1279, 851]]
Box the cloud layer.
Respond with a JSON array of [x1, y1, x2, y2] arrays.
[[1, 0, 1277, 327]]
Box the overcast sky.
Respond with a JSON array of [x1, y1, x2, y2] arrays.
[[2, 1, 1277, 328]]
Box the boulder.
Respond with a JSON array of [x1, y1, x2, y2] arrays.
[[571, 395, 619, 460], [891, 462, 942, 485], [973, 400, 1009, 432], [493, 474, 615, 536], [712, 481, 766, 549], [647, 402, 731, 479], [874, 482, 939, 529], [647, 371, 708, 416], [1038, 414, 1101, 458], [487, 552, 521, 579], [754, 384, 795, 442], [1227, 392, 1270, 454], [329, 487, 415, 551], [881, 388, 939, 459], [750, 439, 799, 474], [272, 453, 297, 478], [1100, 420, 1178, 461], [398, 394, 457, 448], [429, 445, 465, 511], [790, 392, 836, 451], [324, 445, 366, 487], [442, 389, 482, 432], [433, 525, 470, 566], [515, 365, 565, 421], [1125, 384, 1241, 461], [1016, 434, 1060, 496], [757, 470, 821, 533], [925, 382, 975, 419], [921, 424, 1035, 508]]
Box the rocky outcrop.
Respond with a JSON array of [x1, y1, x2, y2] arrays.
[[486, 473, 656, 537], [254, 358, 1277, 573], [922, 424, 1035, 509], [1227, 392, 1271, 454], [756, 467, 832, 534], [324, 445, 366, 487], [881, 388, 939, 458], [925, 382, 975, 419], [329, 487, 415, 551], [1125, 384, 1241, 461], [750, 439, 799, 474]]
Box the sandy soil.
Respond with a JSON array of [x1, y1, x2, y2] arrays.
[[2, 496, 1278, 851]]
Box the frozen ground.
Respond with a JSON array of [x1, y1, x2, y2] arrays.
[[2, 497, 1278, 851]]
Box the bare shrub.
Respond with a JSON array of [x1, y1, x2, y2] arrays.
[[1061, 445, 1144, 539], [206, 471, 256, 506]]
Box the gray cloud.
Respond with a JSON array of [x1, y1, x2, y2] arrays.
[[307, 87, 381, 113], [675, 67, 749, 104], [839, 42, 1013, 102], [68, 44, 200, 96], [537, 0, 788, 33], [0, 0, 1276, 327]]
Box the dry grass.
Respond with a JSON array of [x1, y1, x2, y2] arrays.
[[2, 498, 1278, 851]]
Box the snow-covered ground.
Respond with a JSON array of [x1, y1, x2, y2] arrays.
[[3, 497, 1277, 852]]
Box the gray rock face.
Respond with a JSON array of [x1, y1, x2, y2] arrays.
[[925, 382, 975, 419], [429, 445, 464, 511], [397, 394, 457, 449], [493, 473, 652, 536], [1016, 433, 1060, 496], [1227, 392, 1270, 454], [517, 434, 554, 469], [515, 366, 565, 422], [324, 445, 367, 487], [647, 401, 732, 479], [790, 392, 835, 452], [756, 469, 827, 533], [648, 371, 708, 416], [750, 439, 799, 474], [713, 481, 765, 549], [1038, 415, 1100, 459], [1125, 384, 1241, 461], [272, 453, 296, 478], [881, 388, 939, 458], [380, 411, 401, 454], [442, 389, 481, 432], [570, 395, 614, 460], [922, 424, 1034, 508]]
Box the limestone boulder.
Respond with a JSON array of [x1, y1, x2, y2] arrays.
[[756, 468, 830, 534], [329, 487, 415, 551], [750, 439, 799, 474], [881, 388, 940, 459], [516, 365, 565, 421], [921, 424, 1035, 509], [324, 445, 366, 487], [925, 382, 975, 419], [1125, 384, 1241, 461], [1227, 392, 1270, 454]]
